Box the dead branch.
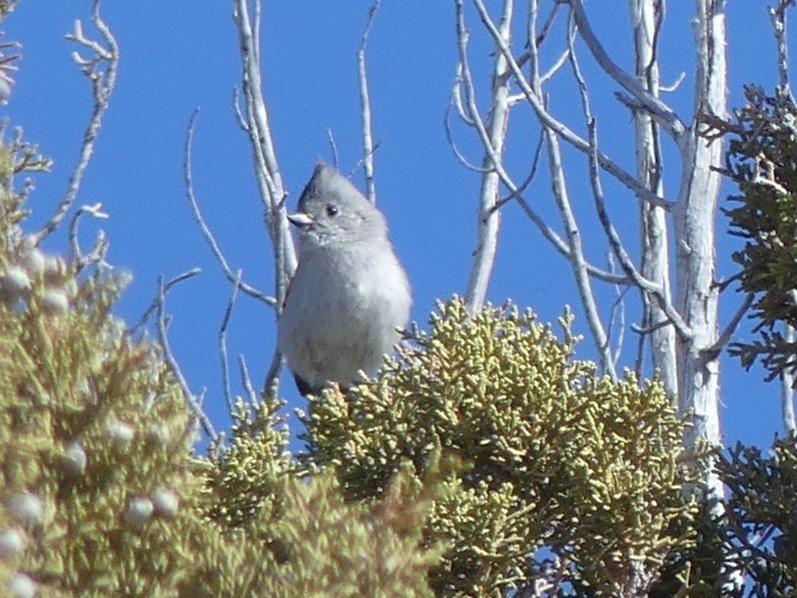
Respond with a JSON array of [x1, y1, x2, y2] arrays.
[[34, 0, 118, 245], [358, 1, 380, 204], [184, 109, 276, 307]]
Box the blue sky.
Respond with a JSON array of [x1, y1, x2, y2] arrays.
[[4, 1, 785, 450]]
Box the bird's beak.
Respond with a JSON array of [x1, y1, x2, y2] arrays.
[[287, 212, 314, 227]]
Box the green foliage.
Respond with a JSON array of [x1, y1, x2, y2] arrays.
[[201, 397, 294, 528], [0, 126, 51, 244], [724, 85, 797, 379], [0, 246, 206, 595], [302, 298, 699, 596], [0, 230, 442, 597], [716, 436, 797, 594]]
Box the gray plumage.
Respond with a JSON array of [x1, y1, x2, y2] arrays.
[[278, 163, 412, 395]]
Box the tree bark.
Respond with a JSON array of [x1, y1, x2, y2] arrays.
[[629, 0, 678, 400], [464, 0, 513, 314], [673, 0, 727, 490]]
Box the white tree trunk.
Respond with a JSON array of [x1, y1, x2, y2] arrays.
[[463, 0, 513, 314], [629, 0, 679, 400], [673, 1, 727, 472], [456, 0, 731, 496]]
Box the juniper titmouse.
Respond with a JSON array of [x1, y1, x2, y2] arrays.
[[278, 163, 412, 396]]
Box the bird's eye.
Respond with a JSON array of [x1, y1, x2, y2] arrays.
[[325, 204, 339, 217]]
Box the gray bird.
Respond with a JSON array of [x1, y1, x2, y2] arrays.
[[278, 163, 412, 396]]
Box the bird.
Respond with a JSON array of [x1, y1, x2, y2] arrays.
[[278, 162, 412, 396]]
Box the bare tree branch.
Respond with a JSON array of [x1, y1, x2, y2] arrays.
[[627, 0, 679, 400], [470, 0, 671, 210], [444, 97, 491, 173], [69, 201, 109, 270], [517, 5, 615, 376], [358, 1, 379, 204], [606, 253, 629, 370], [585, 117, 691, 341], [155, 274, 217, 440], [453, 3, 626, 287], [232, 86, 249, 132], [239, 354, 260, 407], [703, 292, 754, 360], [326, 127, 340, 170], [233, 0, 295, 310], [184, 109, 276, 307], [494, 130, 544, 210], [567, 0, 687, 141], [456, 0, 512, 313], [131, 268, 202, 335], [34, 0, 118, 244], [220, 269, 243, 416], [539, 47, 571, 85], [565, 4, 692, 345], [769, 0, 796, 102]]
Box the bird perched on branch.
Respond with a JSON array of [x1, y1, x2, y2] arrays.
[[278, 163, 412, 396]]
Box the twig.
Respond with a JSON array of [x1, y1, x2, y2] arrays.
[[34, 0, 119, 244], [714, 272, 743, 293], [220, 269, 243, 416], [567, 17, 692, 341], [444, 96, 490, 173], [69, 201, 110, 269], [471, 0, 671, 210], [326, 128, 340, 170], [239, 354, 260, 407], [539, 47, 571, 84], [660, 72, 686, 93], [531, 1, 563, 51], [567, 0, 687, 141], [155, 274, 217, 440], [131, 268, 202, 335], [493, 129, 544, 211], [704, 292, 754, 359], [358, 1, 380, 204], [451, 62, 475, 126], [606, 253, 629, 368], [232, 86, 249, 132], [233, 0, 296, 307], [184, 109, 276, 307]]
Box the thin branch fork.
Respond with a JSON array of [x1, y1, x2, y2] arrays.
[[154, 272, 217, 441], [566, 0, 687, 141], [469, 0, 671, 210], [131, 268, 202, 335], [452, 3, 625, 286], [184, 109, 276, 307], [34, 0, 118, 245], [233, 0, 295, 309], [703, 292, 755, 360], [586, 117, 692, 341], [69, 201, 110, 269]]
